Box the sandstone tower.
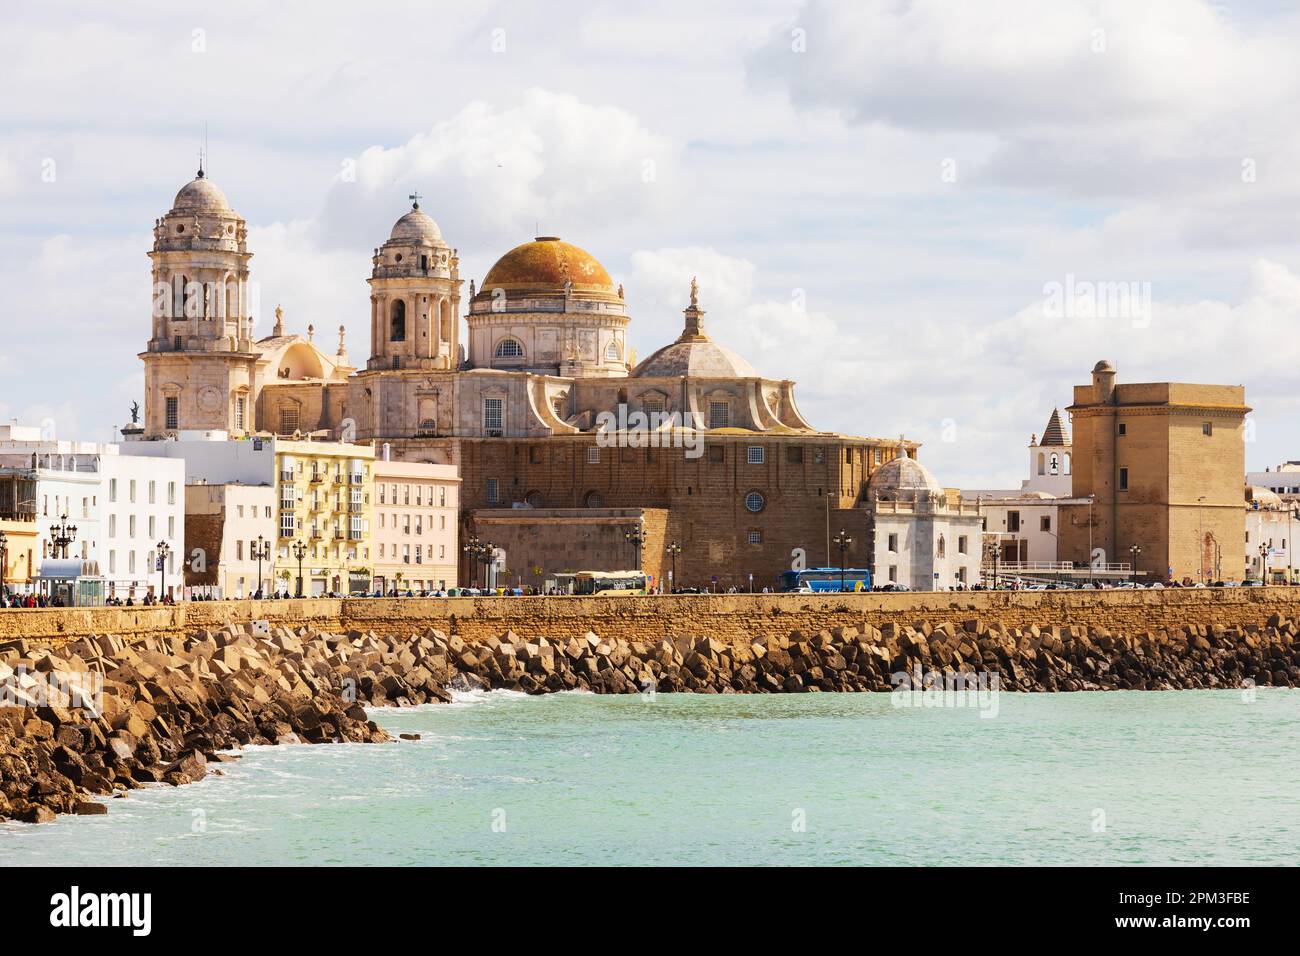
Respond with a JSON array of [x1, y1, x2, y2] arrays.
[[140, 167, 257, 437]]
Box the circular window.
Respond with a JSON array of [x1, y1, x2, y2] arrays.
[[744, 491, 765, 513], [227, 224, 234, 234], [395, 253, 403, 263], [176, 224, 185, 234], [584, 490, 605, 509]]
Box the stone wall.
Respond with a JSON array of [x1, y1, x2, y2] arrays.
[[9, 587, 1300, 650]]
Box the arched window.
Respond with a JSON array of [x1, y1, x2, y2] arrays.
[[744, 490, 765, 513], [1037, 452, 1045, 476], [605, 341, 621, 361], [584, 490, 604, 509], [495, 338, 524, 358], [937, 535, 946, 558], [390, 300, 406, 342], [1049, 452, 1060, 476], [524, 490, 544, 508]]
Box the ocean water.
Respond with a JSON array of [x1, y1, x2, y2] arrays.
[[3, 689, 1297, 866]]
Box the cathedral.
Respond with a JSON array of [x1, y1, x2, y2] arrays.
[[140, 168, 919, 589]]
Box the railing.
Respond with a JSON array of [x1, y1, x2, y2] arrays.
[[986, 560, 1134, 573]]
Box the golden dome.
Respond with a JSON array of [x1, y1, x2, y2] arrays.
[[480, 237, 617, 300]]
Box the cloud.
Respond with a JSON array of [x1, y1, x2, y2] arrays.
[[750, 0, 1300, 199], [313, 89, 680, 258]]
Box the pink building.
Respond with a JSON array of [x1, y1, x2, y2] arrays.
[[372, 460, 459, 593]]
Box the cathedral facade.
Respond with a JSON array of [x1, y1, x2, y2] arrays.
[[140, 170, 917, 588]]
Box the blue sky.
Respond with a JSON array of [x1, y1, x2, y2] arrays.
[[4, 0, 1300, 486]]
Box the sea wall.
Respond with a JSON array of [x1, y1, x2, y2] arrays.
[[7, 588, 1300, 649]]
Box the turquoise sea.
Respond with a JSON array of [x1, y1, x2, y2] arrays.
[[3, 689, 1297, 866]]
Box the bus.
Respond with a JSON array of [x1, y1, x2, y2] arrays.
[[778, 568, 871, 593], [573, 570, 651, 596]]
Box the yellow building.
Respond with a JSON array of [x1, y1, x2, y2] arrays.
[[273, 439, 375, 596], [1, 517, 39, 595], [1059, 361, 1249, 584]]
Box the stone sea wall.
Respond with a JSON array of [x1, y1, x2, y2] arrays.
[[7, 587, 1300, 649]]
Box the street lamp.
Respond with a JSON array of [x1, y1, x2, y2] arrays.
[[0, 529, 8, 604], [252, 534, 271, 598], [832, 528, 852, 592], [624, 524, 645, 571], [665, 541, 682, 593], [462, 538, 494, 589], [156, 540, 172, 601], [292, 539, 307, 598], [1259, 542, 1269, 584], [49, 513, 77, 560], [1197, 495, 1207, 584], [1128, 544, 1142, 586]]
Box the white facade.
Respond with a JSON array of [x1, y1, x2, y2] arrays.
[[867, 453, 983, 590], [0, 425, 186, 598], [1247, 462, 1300, 497], [1022, 408, 1072, 496], [1245, 487, 1298, 583]]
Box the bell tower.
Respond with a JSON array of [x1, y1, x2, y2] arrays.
[[139, 165, 258, 438], [367, 194, 461, 371]]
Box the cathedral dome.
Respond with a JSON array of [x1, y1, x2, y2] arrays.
[[389, 205, 443, 243], [480, 237, 617, 299], [869, 454, 944, 496], [633, 338, 757, 378], [171, 172, 231, 213]]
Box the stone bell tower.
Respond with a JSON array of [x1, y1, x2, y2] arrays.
[[367, 194, 461, 371], [139, 165, 258, 438]]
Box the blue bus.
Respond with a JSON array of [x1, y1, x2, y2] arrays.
[[778, 568, 871, 593]]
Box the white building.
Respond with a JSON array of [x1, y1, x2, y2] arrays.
[[867, 452, 983, 590], [1023, 408, 1073, 496], [962, 410, 1100, 579], [1247, 462, 1300, 498], [1245, 486, 1297, 584], [0, 424, 186, 599]]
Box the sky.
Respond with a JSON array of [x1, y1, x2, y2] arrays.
[[3, 0, 1300, 487]]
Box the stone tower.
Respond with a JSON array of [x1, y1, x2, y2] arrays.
[[140, 167, 257, 437], [367, 198, 461, 371]]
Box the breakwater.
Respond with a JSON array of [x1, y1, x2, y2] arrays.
[[3, 608, 1300, 822]]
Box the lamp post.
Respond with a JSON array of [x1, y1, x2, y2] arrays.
[[480, 541, 496, 590], [292, 539, 307, 598], [624, 525, 645, 571], [253, 534, 270, 598], [156, 540, 172, 601], [1087, 494, 1095, 586], [665, 541, 682, 593], [49, 513, 77, 560], [0, 529, 8, 604], [1259, 542, 1269, 584], [832, 528, 852, 593], [1197, 494, 1208, 584], [1128, 544, 1141, 586], [462, 536, 481, 588]]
